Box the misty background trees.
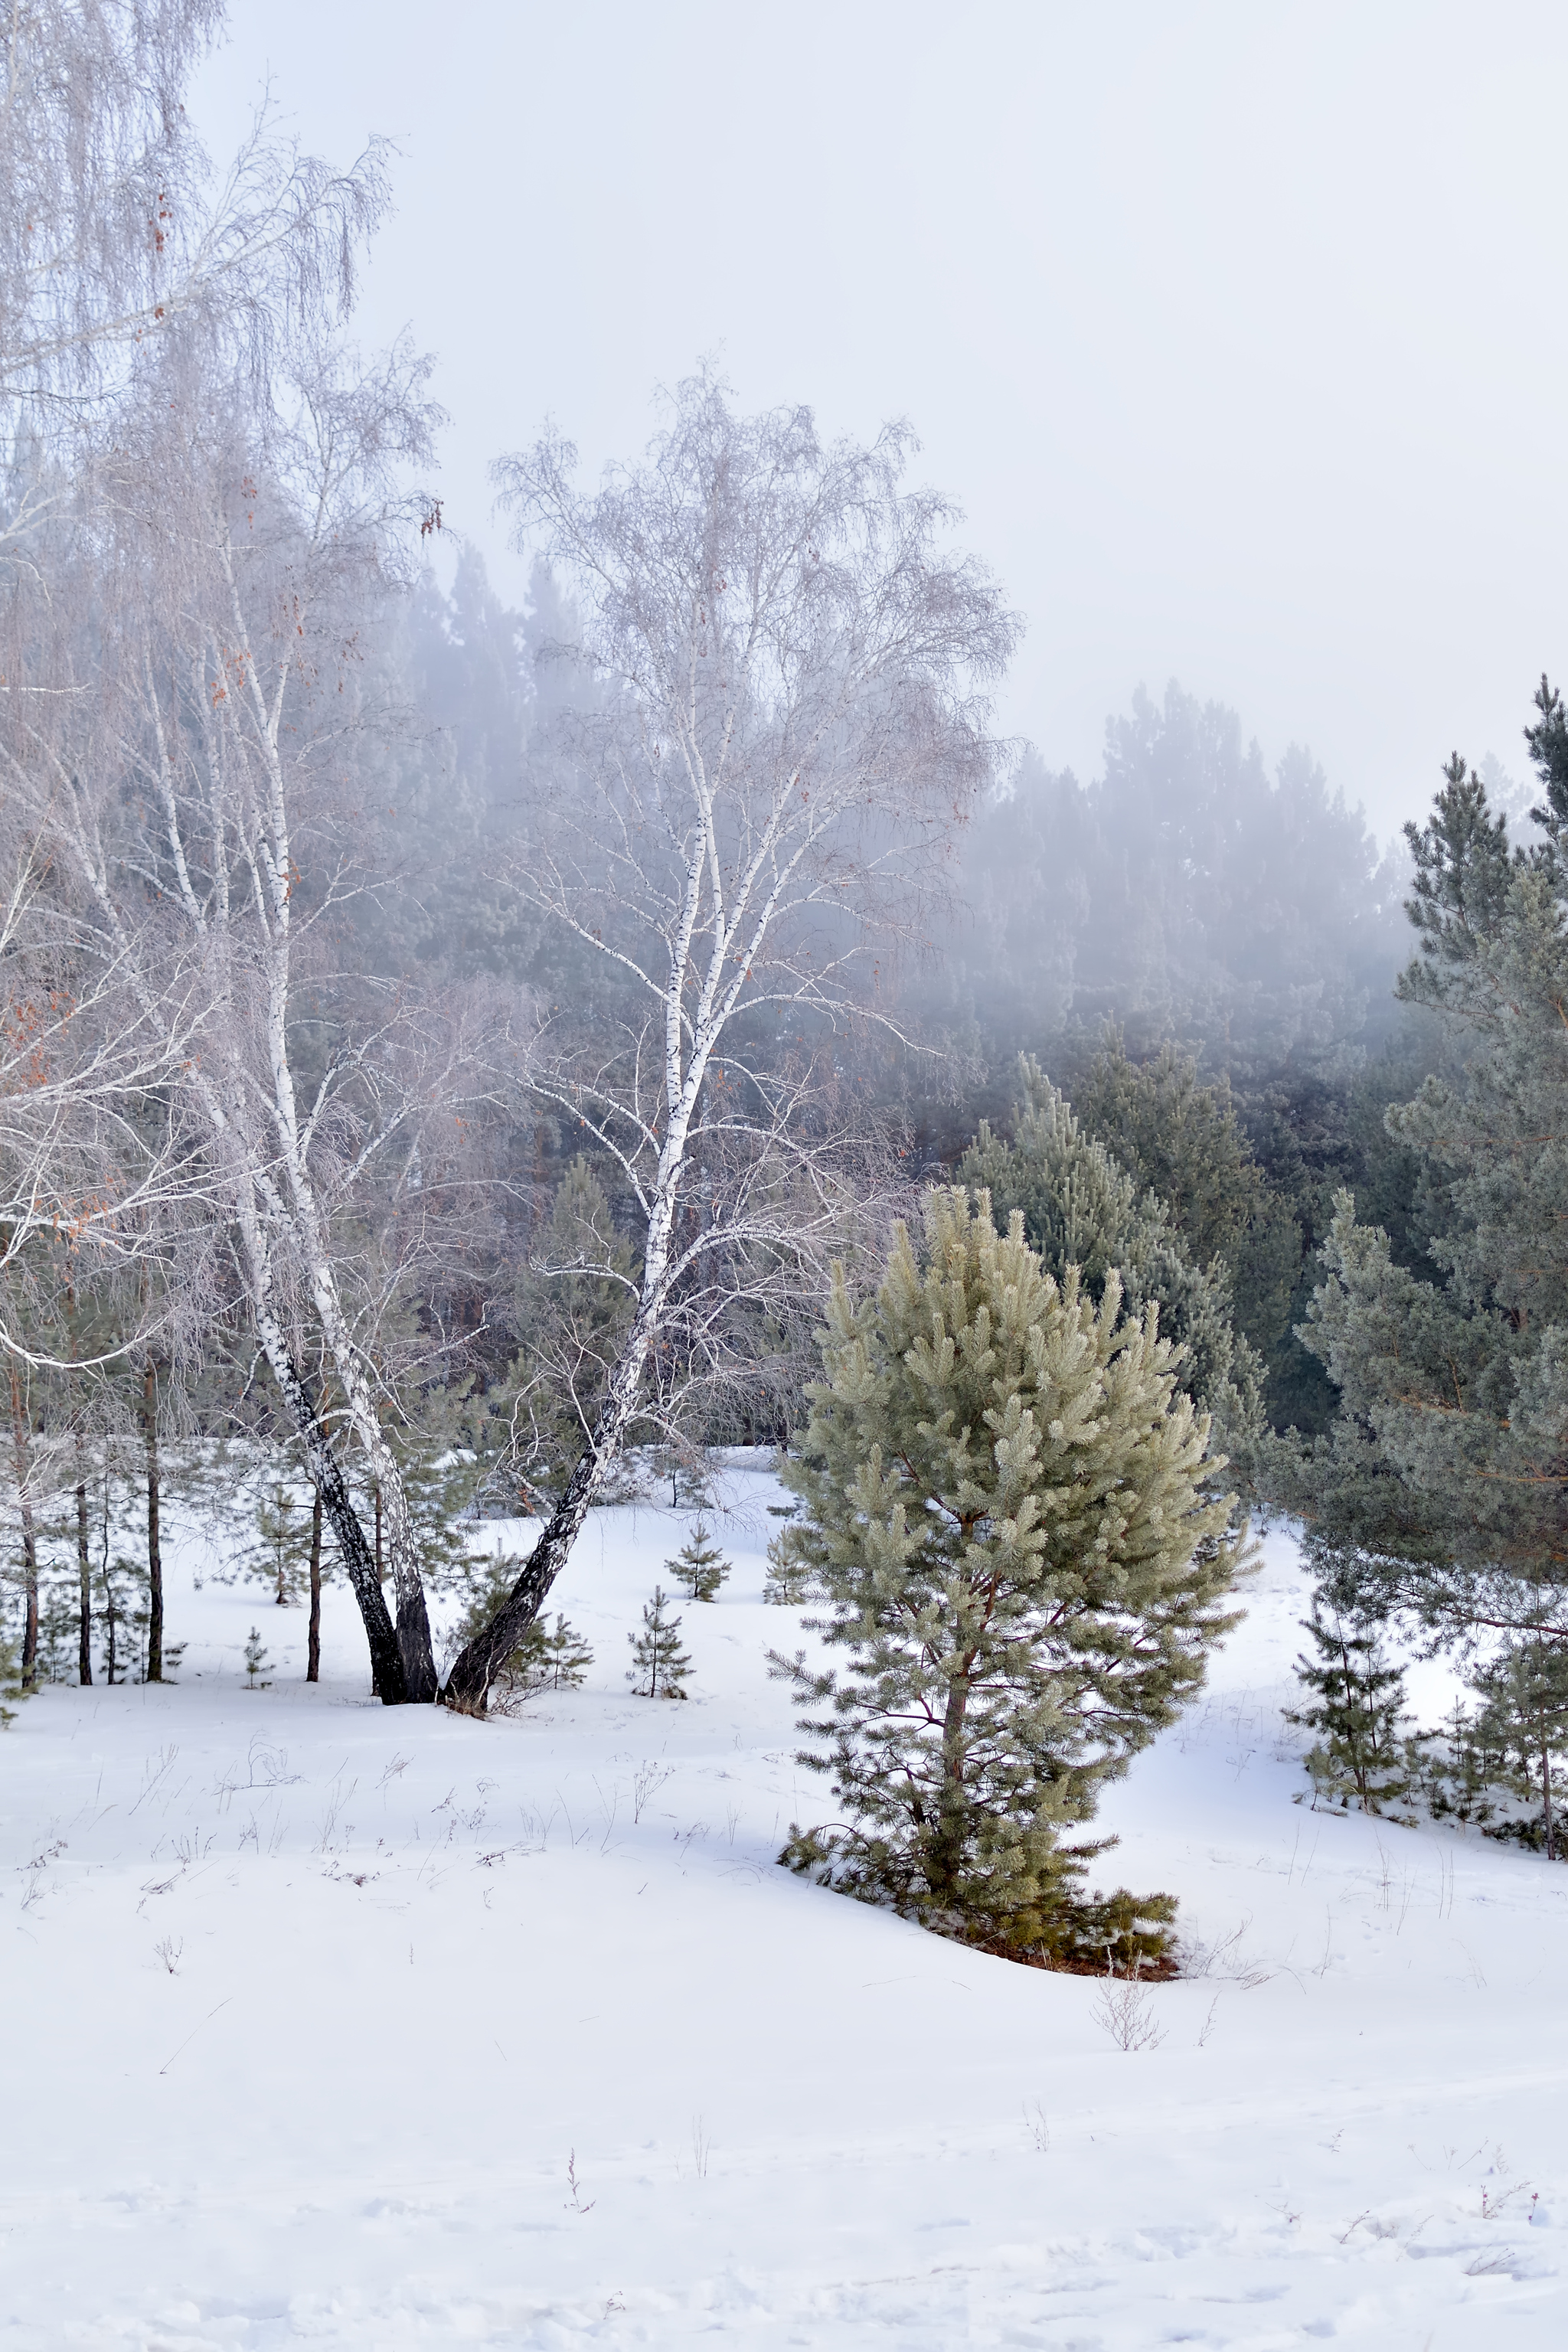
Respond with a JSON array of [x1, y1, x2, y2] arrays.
[[2, 0, 1518, 1803]]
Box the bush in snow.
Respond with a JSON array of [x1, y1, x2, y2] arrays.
[[771, 1187, 1247, 1968]]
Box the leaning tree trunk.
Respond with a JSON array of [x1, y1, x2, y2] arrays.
[[142, 1362, 163, 1682], [443, 1301, 662, 1711], [8, 1364, 39, 1688], [230, 1193, 408, 1701]]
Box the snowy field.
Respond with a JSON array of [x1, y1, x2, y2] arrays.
[[5, 1459, 1568, 2349]]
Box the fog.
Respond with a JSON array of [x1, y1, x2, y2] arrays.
[[191, 0, 1567, 844]]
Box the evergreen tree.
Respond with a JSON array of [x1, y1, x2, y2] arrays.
[[1284, 1579, 1411, 1813], [667, 1518, 730, 1602], [626, 1586, 691, 1700], [1279, 695, 1568, 1642], [763, 1530, 814, 1606], [243, 1628, 273, 1689], [530, 1614, 594, 1691], [504, 1158, 639, 1507], [246, 1475, 314, 1606], [1466, 1636, 1568, 1857], [0, 1625, 19, 1726], [959, 1057, 1265, 1462], [773, 1187, 1248, 1962], [449, 1553, 593, 1693], [1072, 1034, 1304, 1377]]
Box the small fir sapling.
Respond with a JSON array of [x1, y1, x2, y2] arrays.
[[1285, 1588, 1411, 1814], [668, 1518, 730, 1602], [763, 1503, 814, 1604], [529, 1614, 595, 1690], [243, 1627, 273, 1689], [626, 1585, 692, 1700], [250, 1476, 310, 1605]]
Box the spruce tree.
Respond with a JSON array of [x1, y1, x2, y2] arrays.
[[960, 1058, 1264, 1465], [1284, 1586, 1411, 1813], [667, 1518, 730, 1602], [773, 1187, 1248, 1962], [626, 1586, 691, 1700]]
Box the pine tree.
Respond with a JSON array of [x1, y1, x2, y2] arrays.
[[763, 1529, 814, 1605], [1278, 704, 1568, 1643], [626, 1586, 691, 1700], [1467, 1636, 1568, 1857], [960, 1058, 1264, 1464], [1071, 1033, 1304, 1376], [531, 1614, 594, 1691], [504, 1158, 639, 1506], [243, 1628, 273, 1689], [0, 1625, 19, 1726], [773, 1187, 1249, 1963], [667, 1518, 730, 1602], [1284, 1581, 1411, 1813], [248, 1476, 312, 1606]]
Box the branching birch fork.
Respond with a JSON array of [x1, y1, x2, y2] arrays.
[[445, 372, 1019, 1709]]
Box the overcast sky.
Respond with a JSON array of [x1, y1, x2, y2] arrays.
[[193, 2, 1566, 845]]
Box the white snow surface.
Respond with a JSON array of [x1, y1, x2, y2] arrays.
[[5, 1459, 1567, 2347]]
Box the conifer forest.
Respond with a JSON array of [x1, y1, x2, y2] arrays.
[[4, 7, 1567, 2344]]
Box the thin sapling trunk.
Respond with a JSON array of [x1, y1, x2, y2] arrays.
[[142, 1362, 163, 1682], [8, 1364, 39, 1687], [76, 1442, 92, 1686], [307, 1485, 322, 1683]]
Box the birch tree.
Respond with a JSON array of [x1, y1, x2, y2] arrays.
[[5, 320, 506, 1704], [445, 375, 1018, 1707], [0, 0, 388, 420]]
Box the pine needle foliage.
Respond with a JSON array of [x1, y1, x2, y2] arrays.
[[626, 1584, 691, 1700], [667, 1518, 730, 1602], [773, 1187, 1249, 1964]]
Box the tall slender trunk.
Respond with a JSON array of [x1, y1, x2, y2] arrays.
[[307, 1485, 322, 1684], [75, 1435, 92, 1687], [374, 1483, 382, 1582], [8, 1364, 38, 1689], [142, 1362, 163, 1682]]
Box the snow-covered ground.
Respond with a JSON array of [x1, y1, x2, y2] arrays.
[[5, 1460, 1567, 2348]]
